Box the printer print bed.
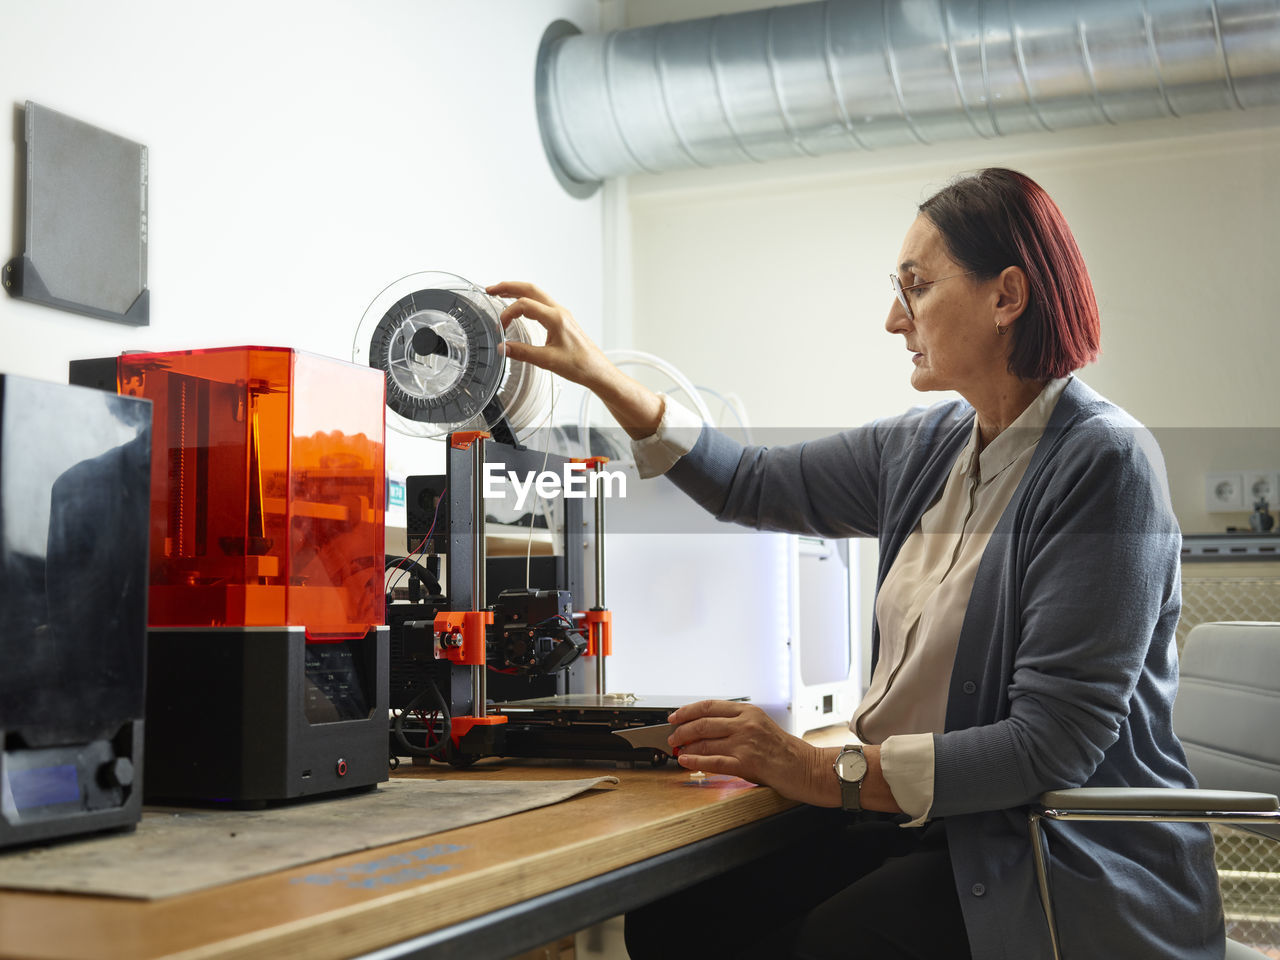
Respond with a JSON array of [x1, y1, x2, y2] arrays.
[[0, 776, 618, 899]]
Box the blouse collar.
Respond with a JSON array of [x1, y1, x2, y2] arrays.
[[962, 376, 1073, 485]]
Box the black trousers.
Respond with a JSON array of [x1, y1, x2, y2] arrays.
[[623, 817, 972, 960]]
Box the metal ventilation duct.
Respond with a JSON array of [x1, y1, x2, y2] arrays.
[[535, 0, 1280, 197]]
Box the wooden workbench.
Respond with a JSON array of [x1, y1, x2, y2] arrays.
[[0, 754, 840, 960]]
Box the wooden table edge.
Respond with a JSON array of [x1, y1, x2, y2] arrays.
[[157, 786, 800, 960]]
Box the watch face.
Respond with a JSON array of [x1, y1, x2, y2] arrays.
[[836, 749, 868, 782]]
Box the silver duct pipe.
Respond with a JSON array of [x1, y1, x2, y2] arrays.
[[536, 0, 1280, 196]]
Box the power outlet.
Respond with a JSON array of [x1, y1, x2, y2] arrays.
[[1243, 471, 1280, 508], [1205, 473, 1245, 512]]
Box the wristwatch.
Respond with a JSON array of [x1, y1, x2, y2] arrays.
[[833, 744, 868, 812]]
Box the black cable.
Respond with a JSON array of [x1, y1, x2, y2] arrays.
[[383, 554, 442, 596], [535, 613, 581, 634], [389, 484, 447, 594], [392, 680, 453, 759]]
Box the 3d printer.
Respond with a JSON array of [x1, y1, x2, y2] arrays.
[[387, 434, 713, 767], [0, 375, 151, 848], [70, 346, 390, 804], [357, 273, 727, 767]]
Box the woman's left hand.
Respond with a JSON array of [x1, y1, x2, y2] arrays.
[[667, 700, 841, 807]]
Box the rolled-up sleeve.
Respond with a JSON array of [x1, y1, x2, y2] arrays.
[[880, 733, 936, 827], [630, 394, 704, 479]]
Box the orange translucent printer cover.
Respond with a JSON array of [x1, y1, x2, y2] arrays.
[[115, 346, 386, 637]]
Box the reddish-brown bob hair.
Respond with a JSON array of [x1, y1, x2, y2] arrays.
[[918, 168, 1100, 381]]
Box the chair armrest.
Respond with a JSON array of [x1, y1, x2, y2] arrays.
[[1038, 786, 1279, 814], [1026, 784, 1280, 960]]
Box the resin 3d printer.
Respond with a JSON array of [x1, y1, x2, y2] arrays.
[[71, 346, 390, 804]]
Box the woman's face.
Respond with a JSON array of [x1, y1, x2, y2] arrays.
[[885, 215, 1007, 396]]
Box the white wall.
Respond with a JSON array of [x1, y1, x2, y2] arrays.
[[0, 0, 604, 484], [626, 0, 811, 26]]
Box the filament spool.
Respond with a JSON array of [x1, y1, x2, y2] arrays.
[[354, 271, 551, 442]]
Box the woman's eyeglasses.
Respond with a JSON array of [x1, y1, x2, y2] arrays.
[[889, 272, 976, 321]]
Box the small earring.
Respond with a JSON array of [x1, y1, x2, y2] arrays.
[[995, 321, 1007, 336]]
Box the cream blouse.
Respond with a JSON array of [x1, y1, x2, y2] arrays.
[[856, 377, 1070, 824]]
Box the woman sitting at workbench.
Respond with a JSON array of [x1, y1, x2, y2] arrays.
[[485, 167, 1222, 960]]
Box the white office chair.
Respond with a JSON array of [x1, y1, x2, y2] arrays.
[[1028, 621, 1280, 960]]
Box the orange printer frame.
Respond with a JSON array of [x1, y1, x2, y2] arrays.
[[114, 346, 386, 639]]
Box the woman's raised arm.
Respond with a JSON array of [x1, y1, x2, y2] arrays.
[[486, 280, 665, 440]]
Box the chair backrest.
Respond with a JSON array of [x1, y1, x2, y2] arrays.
[[1175, 621, 1280, 837]]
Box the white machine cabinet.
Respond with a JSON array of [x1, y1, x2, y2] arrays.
[[603, 473, 862, 736]]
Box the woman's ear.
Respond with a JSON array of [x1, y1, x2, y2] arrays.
[[993, 265, 1029, 329]]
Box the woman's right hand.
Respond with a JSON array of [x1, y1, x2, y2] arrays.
[[485, 280, 665, 439], [485, 281, 613, 390]]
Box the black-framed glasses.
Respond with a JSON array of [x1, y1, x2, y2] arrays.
[[889, 272, 976, 321]]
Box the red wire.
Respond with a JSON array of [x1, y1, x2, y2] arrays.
[[387, 485, 447, 591]]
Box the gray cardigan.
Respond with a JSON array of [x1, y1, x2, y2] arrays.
[[665, 377, 1223, 960]]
